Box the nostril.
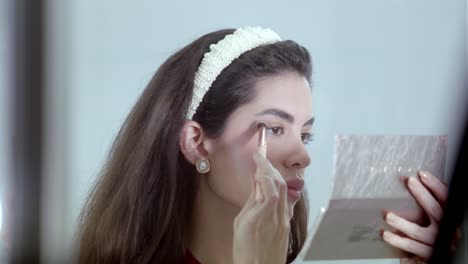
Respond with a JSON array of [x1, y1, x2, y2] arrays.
[[292, 162, 308, 169]]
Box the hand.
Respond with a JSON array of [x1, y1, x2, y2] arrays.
[[233, 152, 289, 264], [382, 171, 462, 262]]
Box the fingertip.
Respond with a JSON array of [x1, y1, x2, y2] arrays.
[[407, 176, 419, 189], [379, 228, 386, 239], [382, 230, 391, 240], [418, 170, 429, 178], [418, 170, 430, 183], [255, 192, 263, 203], [398, 175, 409, 184], [381, 209, 389, 218], [254, 182, 264, 203]]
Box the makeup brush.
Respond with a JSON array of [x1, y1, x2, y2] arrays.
[[255, 122, 267, 202], [257, 122, 267, 158]]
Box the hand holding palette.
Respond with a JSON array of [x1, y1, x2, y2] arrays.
[[304, 135, 448, 260]]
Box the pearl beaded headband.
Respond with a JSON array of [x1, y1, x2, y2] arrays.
[[186, 26, 282, 119]]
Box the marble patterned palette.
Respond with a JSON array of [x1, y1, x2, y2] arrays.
[[304, 135, 448, 260]]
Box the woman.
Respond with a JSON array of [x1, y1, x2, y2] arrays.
[[77, 27, 451, 263]]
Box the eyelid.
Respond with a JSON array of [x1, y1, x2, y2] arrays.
[[257, 120, 285, 130], [257, 120, 313, 142]]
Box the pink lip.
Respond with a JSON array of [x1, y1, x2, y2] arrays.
[[285, 178, 304, 200]]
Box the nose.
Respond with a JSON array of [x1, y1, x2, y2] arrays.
[[284, 139, 311, 169]]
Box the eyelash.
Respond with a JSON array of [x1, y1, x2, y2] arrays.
[[266, 126, 314, 145], [301, 132, 315, 145]]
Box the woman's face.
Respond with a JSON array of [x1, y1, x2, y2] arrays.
[[205, 71, 314, 219]]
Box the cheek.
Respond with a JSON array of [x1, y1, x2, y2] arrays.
[[207, 141, 259, 208]]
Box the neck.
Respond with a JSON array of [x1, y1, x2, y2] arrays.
[[187, 176, 239, 264]]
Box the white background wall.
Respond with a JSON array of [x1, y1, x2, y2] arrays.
[[1, 0, 466, 263]]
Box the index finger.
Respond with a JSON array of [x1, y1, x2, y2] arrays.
[[253, 152, 274, 175]]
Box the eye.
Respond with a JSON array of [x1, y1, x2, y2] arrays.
[[301, 132, 314, 145], [267, 127, 284, 136]]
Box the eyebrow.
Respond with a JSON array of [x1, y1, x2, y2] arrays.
[[255, 108, 315, 127]]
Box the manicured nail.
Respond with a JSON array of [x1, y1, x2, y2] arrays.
[[385, 212, 397, 225], [382, 231, 391, 240], [419, 171, 430, 183], [407, 177, 417, 188]]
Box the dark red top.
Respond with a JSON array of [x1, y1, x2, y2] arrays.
[[186, 251, 201, 264]]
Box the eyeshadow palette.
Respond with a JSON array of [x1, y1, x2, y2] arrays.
[[304, 135, 448, 260]]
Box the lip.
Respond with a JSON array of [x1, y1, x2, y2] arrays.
[[285, 177, 304, 200]]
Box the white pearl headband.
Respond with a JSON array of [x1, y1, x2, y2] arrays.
[[186, 26, 282, 119]]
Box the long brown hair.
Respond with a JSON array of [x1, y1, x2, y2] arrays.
[[76, 28, 313, 263]]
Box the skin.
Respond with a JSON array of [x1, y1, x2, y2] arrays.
[[180, 71, 313, 263], [383, 171, 462, 263], [204, 71, 314, 218], [179, 71, 459, 263]]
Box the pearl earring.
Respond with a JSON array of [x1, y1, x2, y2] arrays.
[[196, 157, 211, 173]]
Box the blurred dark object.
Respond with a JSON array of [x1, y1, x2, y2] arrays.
[[429, 110, 468, 264], [11, 0, 45, 263]]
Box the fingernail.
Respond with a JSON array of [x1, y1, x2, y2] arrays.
[[382, 231, 391, 240], [385, 212, 397, 225], [407, 177, 417, 188], [419, 171, 429, 182]]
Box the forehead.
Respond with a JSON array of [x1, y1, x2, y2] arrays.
[[218, 71, 313, 143], [254, 71, 311, 104], [239, 71, 313, 120]]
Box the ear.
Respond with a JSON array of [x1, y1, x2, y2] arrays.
[[179, 120, 215, 165]]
